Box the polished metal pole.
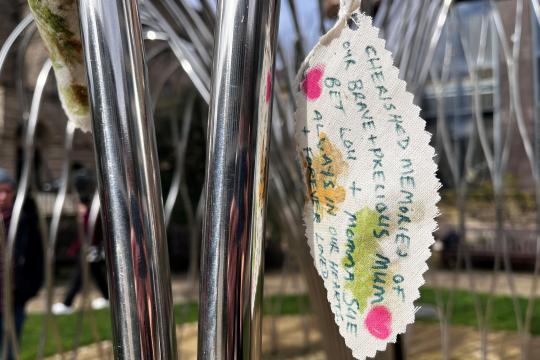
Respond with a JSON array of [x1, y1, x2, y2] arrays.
[[77, 0, 177, 358], [198, 0, 280, 359]]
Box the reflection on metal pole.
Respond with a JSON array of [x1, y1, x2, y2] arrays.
[[198, 0, 280, 358], [77, 0, 177, 358]]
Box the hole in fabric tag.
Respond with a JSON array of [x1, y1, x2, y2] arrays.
[[347, 12, 361, 30], [294, 9, 440, 360], [347, 18, 359, 31]]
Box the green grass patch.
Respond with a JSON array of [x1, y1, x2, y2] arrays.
[[418, 287, 540, 334], [16, 289, 540, 358]]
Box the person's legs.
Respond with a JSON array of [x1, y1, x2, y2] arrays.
[[13, 305, 25, 341], [63, 266, 83, 307], [90, 261, 109, 300]]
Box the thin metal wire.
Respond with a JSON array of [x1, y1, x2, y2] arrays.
[[4, 60, 52, 360], [71, 191, 107, 360], [141, 1, 211, 102], [37, 121, 75, 359], [164, 95, 195, 227]]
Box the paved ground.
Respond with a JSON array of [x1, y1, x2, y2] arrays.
[[31, 270, 540, 359], [28, 269, 540, 314], [27, 272, 308, 313], [44, 316, 325, 360], [44, 316, 540, 360]]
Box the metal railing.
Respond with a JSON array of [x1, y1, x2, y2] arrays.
[[2, 0, 540, 359]]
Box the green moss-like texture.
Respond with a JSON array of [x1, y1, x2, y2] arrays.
[[28, 0, 82, 67], [342, 207, 391, 312]]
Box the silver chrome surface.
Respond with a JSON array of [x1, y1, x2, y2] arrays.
[[77, 0, 177, 358], [197, 0, 281, 358], [2, 0, 540, 358]]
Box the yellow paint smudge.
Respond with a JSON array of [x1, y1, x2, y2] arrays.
[[305, 132, 348, 218]]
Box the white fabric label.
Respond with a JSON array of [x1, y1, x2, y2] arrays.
[[294, 10, 440, 359]]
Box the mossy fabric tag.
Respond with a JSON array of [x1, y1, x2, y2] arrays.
[[294, 5, 440, 359]]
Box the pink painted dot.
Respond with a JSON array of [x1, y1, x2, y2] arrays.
[[301, 65, 324, 101], [266, 71, 272, 103], [365, 305, 392, 340]]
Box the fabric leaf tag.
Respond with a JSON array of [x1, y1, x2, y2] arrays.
[[294, 8, 440, 360]]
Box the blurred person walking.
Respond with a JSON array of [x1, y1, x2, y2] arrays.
[[0, 168, 44, 351], [52, 169, 108, 315]]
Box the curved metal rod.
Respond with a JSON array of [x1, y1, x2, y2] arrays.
[[458, 11, 494, 179], [410, 0, 444, 83], [400, 0, 429, 81], [525, 0, 540, 350], [532, 0, 540, 25], [427, 13, 485, 356], [143, 50, 199, 264], [180, 181, 198, 285], [373, 0, 391, 29], [450, 3, 532, 355], [490, 0, 536, 180], [412, 0, 452, 94], [0, 14, 33, 78], [430, 71, 458, 183], [144, 13, 205, 293], [143, 44, 200, 285], [390, 1, 413, 70], [482, 4, 532, 347], [430, 70, 458, 360], [15, 23, 37, 121], [71, 191, 107, 360], [149, 54, 182, 111], [384, 0, 407, 54], [37, 121, 75, 359], [286, 0, 306, 58], [456, 10, 500, 355], [184, 180, 207, 289], [199, 0, 217, 28], [70, 188, 90, 360], [145, 40, 171, 61], [165, 0, 213, 52], [490, 2, 513, 178], [389, 1, 414, 72], [179, 0, 214, 45], [141, 1, 211, 102], [272, 93, 303, 182], [3, 60, 52, 360], [489, 1, 535, 356], [164, 94, 195, 226], [498, 0, 526, 341], [161, 0, 212, 69]]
